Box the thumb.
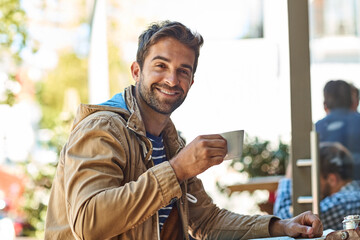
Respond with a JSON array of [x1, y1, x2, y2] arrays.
[[296, 225, 313, 236]]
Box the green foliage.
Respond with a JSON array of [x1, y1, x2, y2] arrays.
[[1, 81, 16, 105], [216, 136, 289, 195], [0, 0, 28, 105], [20, 160, 56, 238], [36, 52, 88, 129], [0, 0, 27, 59], [20, 112, 73, 237], [229, 136, 289, 178]]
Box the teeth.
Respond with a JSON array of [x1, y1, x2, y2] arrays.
[[160, 89, 176, 95]]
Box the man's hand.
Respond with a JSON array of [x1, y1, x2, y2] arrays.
[[269, 211, 323, 238], [169, 134, 227, 182]]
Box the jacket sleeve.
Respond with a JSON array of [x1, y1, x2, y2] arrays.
[[64, 115, 182, 240], [187, 177, 277, 239]]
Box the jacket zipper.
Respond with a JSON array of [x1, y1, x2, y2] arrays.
[[178, 192, 189, 240], [156, 212, 160, 240], [141, 135, 158, 240]]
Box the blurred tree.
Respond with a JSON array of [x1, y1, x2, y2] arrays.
[[20, 159, 56, 238], [217, 135, 289, 195], [230, 136, 289, 178], [0, 0, 27, 105], [36, 52, 88, 130], [0, 0, 27, 62]]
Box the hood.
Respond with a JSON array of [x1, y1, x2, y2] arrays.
[[99, 92, 128, 111], [71, 92, 131, 131]]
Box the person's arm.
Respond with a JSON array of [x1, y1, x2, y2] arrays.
[[269, 211, 323, 238], [168, 135, 276, 239], [65, 116, 182, 240], [185, 179, 322, 240], [273, 178, 293, 219], [187, 176, 276, 239]]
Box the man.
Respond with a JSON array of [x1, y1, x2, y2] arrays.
[[45, 21, 322, 239], [274, 142, 360, 230], [315, 80, 360, 179]]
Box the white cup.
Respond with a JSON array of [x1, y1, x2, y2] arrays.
[[220, 130, 244, 160]]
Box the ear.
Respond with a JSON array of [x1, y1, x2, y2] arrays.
[[131, 62, 141, 83], [327, 173, 339, 188], [323, 102, 329, 114]]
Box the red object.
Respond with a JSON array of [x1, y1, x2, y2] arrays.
[[0, 167, 25, 215], [268, 191, 276, 204]]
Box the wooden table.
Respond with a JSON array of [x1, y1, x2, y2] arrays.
[[226, 175, 284, 196], [225, 175, 284, 214]]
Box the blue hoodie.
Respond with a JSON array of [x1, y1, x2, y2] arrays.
[[99, 92, 129, 111]]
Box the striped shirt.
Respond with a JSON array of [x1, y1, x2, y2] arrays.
[[146, 132, 173, 232]]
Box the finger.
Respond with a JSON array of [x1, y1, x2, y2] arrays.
[[303, 212, 323, 237], [311, 221, 322, 237], [199, 148, 227, 160], [199, 138, 227, 149], [208, 156, 224, 166], [199, 134, 224, 139], [310, 220, 323, 237], [294, 224, 313, 237], [303, 211, 319, 224]]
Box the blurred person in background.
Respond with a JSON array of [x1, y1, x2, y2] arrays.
[[274, 142, 360, 230], [45, 20, 322, 240], [315, 80, 360, 179]]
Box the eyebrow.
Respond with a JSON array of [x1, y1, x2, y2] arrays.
[[152, 55, 193, 72]]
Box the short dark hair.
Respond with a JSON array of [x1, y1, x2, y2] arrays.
[[136, 20, 204, 76], [319, 142, 354, 180], [323, 80, 352, 110]]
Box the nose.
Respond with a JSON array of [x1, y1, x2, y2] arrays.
[[164, 71, 179, 87]]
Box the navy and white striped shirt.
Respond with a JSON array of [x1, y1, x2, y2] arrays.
[[146, 132, 173, 232]]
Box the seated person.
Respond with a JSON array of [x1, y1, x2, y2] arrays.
[[45, 20, 323, 239], [315, 80, 360, 179], [273, 142, 360, 230]]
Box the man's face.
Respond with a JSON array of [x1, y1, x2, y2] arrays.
[[135, 37, 195, 115]]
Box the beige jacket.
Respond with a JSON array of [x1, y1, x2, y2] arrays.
[[45, 85, 275, 240]]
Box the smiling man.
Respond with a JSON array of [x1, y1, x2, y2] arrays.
[[45, 21, 322, 240]]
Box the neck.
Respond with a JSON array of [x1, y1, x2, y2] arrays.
[[332, 179, 351, 195], [135, 89, 170, 137]]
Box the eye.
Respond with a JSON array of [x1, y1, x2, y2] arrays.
[[155, 63, 166, 69], [178, 68, 190, 76]]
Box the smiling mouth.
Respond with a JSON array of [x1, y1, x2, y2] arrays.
[[159, 88, 177, 95], [152, 83, 184, 97]]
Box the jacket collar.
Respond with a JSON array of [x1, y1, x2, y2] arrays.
[[71, 85, 184, 162], [124, 85, 147, 137]]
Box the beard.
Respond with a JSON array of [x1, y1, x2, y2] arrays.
[[137, 73, 187, 115], [321, 182, 331, 200]]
